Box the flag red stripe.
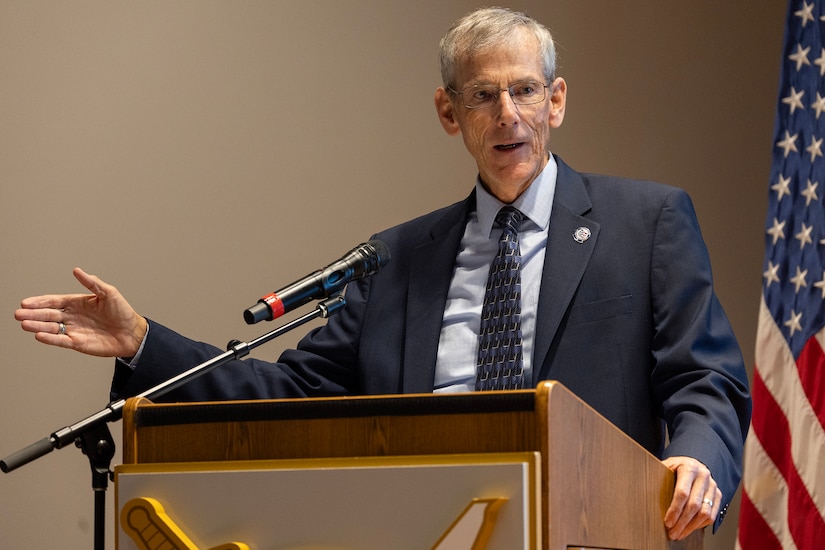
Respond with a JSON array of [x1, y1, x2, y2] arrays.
[[750, 369, 791, 471], [737, 489, 782, 550], [796, 335, 825, 430], [750, 366, 825, 547]]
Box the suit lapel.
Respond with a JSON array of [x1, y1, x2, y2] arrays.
[[532, 158, 599, 384], [401, 196, 472, 393]]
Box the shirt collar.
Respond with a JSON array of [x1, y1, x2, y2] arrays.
[[475, 153, 557, 238]]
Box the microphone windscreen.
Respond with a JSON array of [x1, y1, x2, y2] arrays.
[[367, 239, 391, 269]]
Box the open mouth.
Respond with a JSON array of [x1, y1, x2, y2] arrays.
[[494, 143, 523, 151]]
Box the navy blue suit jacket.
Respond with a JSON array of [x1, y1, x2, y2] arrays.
[[112, 156, 750, 522]]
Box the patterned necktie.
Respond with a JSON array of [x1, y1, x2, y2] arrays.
[[476, 206, 524, 391]]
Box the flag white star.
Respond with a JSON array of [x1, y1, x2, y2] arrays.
[[816, 48, 825, 76], [814, 271, 825, 299], [784, 309, 803, 336], [807, 135, 824, 162], [768, 217, 786, 244], [772, 174, 792, 201], [813, 91, 825, 117], [763, 261, 781, 287], [791, 266, 809, 293], [796, 1, 816, 27], [777, 130, 799, 157], [795, 222, 814, 249], [789, 43, 812, 70], [783, 87, 806, 113], [801, 179, 819, 206]]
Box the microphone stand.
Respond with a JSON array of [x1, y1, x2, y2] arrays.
[[1, 294, 346, 550]]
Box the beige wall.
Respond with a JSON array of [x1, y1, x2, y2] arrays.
[[0, 1, 785, 548]]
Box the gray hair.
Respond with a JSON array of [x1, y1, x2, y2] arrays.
[[439, 7, 557, 89]]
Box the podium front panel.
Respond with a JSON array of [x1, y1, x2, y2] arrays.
[[115, 452, 541, 550]]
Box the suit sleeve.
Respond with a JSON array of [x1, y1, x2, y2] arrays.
[[648, 187, 751, 522], [109, 275, 373, 402]]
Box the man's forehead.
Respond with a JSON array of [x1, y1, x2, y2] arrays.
[[454, 53, 544, 87]]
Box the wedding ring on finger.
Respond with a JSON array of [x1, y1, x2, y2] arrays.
[[57, 322, 66, 336], [703, 498, 713, 509]]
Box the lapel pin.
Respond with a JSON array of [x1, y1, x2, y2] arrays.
[[572, 227, 591, 243]]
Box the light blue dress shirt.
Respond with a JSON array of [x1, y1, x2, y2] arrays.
[[433, 155, 557, 393]]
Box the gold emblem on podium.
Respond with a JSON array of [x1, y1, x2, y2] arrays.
[[122, 496, 508, 550], [121, 497, 250, 550]]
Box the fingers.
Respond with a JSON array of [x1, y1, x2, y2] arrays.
[[674, 486, 717, 538], [662, 456, 719, 540], [15, 268, 97, 343], [19, 318, 64, 334], [702, 487, 722, 525], [15, 314, 75, 351], [34, 327, 76, 350], [18, 293, 73, 312], [17, 310, 74, 349], [15, 306, 63, 323], [16, 267, 99, 313], [73, 267, 106, 296]]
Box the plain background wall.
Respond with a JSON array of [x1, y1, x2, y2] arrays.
[[0, 1, 786, 548]]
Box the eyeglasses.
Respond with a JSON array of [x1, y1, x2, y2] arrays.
[[448, 80, 550, 109]]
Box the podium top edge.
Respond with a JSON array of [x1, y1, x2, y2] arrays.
[[128, 388, 545, 428]]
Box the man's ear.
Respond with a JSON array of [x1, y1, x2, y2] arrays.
[[548, 77, 567, 129], [434, 87, 461, 136]]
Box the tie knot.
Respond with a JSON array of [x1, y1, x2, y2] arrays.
[[496, 207, 523, 235]]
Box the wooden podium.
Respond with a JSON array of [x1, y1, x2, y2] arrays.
[[118, 380, 703, 550]]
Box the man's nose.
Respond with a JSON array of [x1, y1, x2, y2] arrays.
[[495, 90, 519, 123]]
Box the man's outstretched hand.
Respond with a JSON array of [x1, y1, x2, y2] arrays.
[[15, 268, 147, 359]]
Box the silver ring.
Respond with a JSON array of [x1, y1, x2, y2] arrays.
[[57, 322, 66, 336], [703, 498, 713, 508]]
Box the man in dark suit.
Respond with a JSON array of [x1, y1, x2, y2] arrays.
[[15, 7, 749, 542]]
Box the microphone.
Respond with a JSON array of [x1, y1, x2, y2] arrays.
[[243, 239, 391, 324]]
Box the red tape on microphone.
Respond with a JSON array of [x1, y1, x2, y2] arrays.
[[261, 293, 286, 320]]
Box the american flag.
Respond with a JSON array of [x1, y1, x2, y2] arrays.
[[737, 1, 825, 548]]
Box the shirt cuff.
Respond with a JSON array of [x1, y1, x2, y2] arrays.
[[116, 322, 150, 370]]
